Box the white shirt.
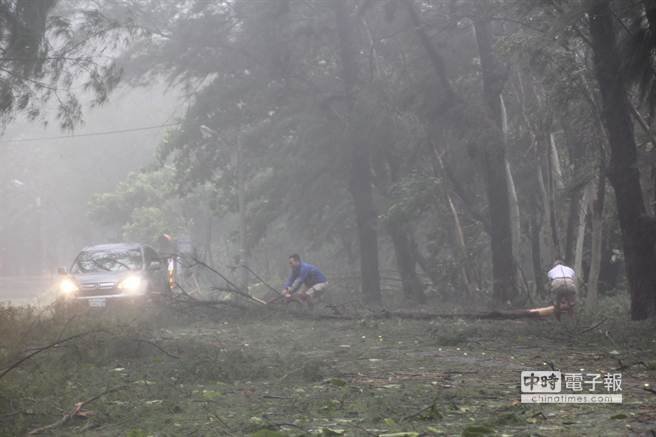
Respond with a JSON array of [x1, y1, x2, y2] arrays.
[[548, 264, 576, 281]]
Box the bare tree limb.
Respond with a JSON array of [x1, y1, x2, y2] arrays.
[[132, 338, 180, 359], [28, 385, 128, 435], [0, 330, 103, 380]]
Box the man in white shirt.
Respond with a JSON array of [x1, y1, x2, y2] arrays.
[[547, 260, 577, 320]]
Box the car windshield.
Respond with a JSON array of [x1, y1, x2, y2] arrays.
[[71, 248, 143, 273]]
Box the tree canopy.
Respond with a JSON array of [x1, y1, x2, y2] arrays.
[[8, 0, 656, 318]]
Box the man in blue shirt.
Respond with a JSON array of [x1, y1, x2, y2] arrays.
[[282, 254, 327, 303]]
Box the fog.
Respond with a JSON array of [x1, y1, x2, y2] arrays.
[[0, 0, 651, 311], [1, 1, 656, 434], [0, 86, 179, 299]]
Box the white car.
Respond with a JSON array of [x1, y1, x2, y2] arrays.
[[57, 243, 171, 307]]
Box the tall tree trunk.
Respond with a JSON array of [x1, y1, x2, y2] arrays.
[[548, 133, 565, 260], [538, 133, 561, 260], [481, 145, 516, 304], [446, 193, 474, 295], [549, 133, 565, 191], [574, 184, 591, 281], [333, 0, 382, 305], [474, 18, 517, 304], [588, 0, 656, 319], [515, 70, 546, 297], [652, 165, 656, 214], [414, 247, 442, 288], [237, 135, 249, 293], [0, 145, 8, 276], [500, 96, 521, 270], [530, 204, 546, 298], [564, 190, 582, 265], [387, 220, 426, 303], [587, 157, 607, 306], [562, 128, 587, 266], [375, 144, 426, 304], [206, 212, 215, 266], [429, 142, 476, 295], [645, 0, 656, 30], [403, 0, 515, 304], [505, 160, 521, 268]]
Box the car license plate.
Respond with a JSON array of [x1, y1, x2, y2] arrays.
[[88, 297, 106, 307]]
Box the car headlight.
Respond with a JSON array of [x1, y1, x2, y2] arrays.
[[118, 275, 145, 294], [59, 278, 79, 297]]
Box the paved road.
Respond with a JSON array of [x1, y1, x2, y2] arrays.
[[0, 275, 57, 305]]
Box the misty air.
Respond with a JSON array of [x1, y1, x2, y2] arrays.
[[0, 1, 655, 436]]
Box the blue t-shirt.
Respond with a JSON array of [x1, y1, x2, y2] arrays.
[[284, 262, 326, 292]]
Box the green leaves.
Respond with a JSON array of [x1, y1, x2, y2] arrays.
[[379, 433, 420, 437], [250, 430, 290, 437], [461, 425, 496, 436], [319, 427, 345, 435], [87, 166, 196, 244], [382, 172, 441, 225], [126, 429, 149, 437], [327, 378, 348, 387]]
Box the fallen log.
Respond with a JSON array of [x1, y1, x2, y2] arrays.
[[305, 304, 566, 321], [367, 306, 556, 320]]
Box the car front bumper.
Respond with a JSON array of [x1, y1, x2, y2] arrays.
[[73, 293, 145, 301]]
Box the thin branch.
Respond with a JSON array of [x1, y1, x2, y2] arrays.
[[629, 98, 656, 146], [0, 330, 103, 380], [489, 15, 545, 33], [644, 385, 656, 395], [401, 397, 440, 421], [191, 256, 266, 305], [0, 66, 60, 91], [132, 338, 180, 359], [28, 385, 128, 435], [239, 264, 283, 297], [401, 0, 455, 105], [577, 318, 607, 335]]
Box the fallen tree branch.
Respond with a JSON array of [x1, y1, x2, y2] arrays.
[[367, 309, 548, 321], [614, 359, 647, 371], [190, 256, 266, 305], [643, 385, 656, 396], [278, 366, 305, 382], [172, 283, 250, 311], [577, 318, 607, 335], [132, 338, 180, 359], [171, 280, 560, 322], [210, 413, 236, 437], [0, 410, 32, 420], [28, 385, 128, 435], [243, 307, 554, 322], [261, 417, 308, 435], [604, 330, 619, 348], [401, 398, 440, 422], [261, 395, 292, 400], [238, 264, 283, 297], [0, 330, 103, 380]]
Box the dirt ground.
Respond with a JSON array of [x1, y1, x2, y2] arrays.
[[1, 300, 655, 436]]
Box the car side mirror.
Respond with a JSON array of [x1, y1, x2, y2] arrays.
[[57, 267, 67, 275], [148, 260, 162, 271]]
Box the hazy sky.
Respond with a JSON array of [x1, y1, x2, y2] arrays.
[[0, 84, 182, 268]]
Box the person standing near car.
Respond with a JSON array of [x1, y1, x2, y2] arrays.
[[158, 233, 177, 290], [282, 254, 327, 304]]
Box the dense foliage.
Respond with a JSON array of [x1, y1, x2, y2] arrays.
[[4, 0, 656, 317]]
